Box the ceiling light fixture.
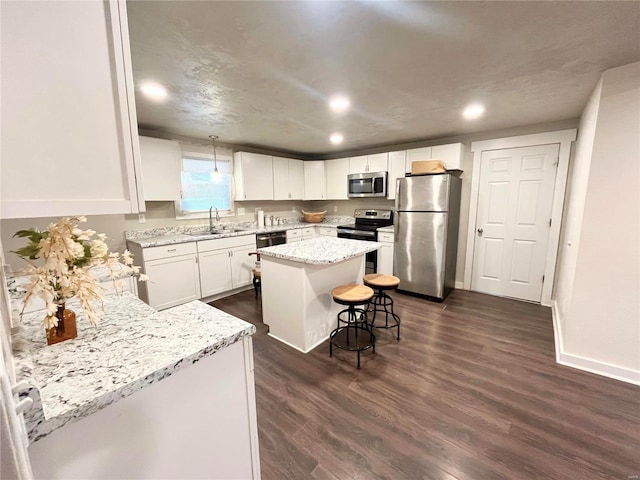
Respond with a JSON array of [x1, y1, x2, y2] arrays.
[[463, 103, 485, 120], [329, 95, 351, 113], [140, 82, 168, 101], [209, 135, 221, 181], [330, 133, 344, 145]]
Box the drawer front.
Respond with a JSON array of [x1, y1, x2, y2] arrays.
[[197, 234, 256, 253], [301, 227, 314, 237], [318, 227, 337, 237], [286, 229, 302, 240], [378, 232, 394, 243], [143, 242, 197, 261]]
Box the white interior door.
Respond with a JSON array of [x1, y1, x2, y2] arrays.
[[471, 144, 559, 302]]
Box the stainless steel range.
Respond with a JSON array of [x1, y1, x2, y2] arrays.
[[337, 209, 393, 274]]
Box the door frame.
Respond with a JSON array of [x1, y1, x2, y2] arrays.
[[463, 129, 577, 306]]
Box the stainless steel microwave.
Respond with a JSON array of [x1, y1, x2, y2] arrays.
[[347, 171, 388, 198]]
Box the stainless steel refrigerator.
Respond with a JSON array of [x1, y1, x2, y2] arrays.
[[394, 173, 462, 301]]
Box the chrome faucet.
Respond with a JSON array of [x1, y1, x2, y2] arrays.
[[209, 206, 220, 232]]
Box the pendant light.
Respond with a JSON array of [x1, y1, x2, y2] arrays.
[[209, 135, 221, 181]]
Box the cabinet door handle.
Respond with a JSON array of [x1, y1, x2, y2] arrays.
[[167, 248, 177, 252], [477, 228, 483, 237], [230, 251, 233, 257]]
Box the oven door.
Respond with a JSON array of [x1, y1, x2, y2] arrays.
[[337, 229, 377, 274]]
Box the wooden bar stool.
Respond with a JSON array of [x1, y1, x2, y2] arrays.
[[329, 283, 375, 368], [248, 252, 261, 297], [363, 274, 401, 340]]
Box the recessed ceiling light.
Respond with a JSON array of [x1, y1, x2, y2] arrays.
[[140, 82, 168, 101], [329, 95, 351, 113], [330, 133, 344, 145], [463, 103, 485, 120]]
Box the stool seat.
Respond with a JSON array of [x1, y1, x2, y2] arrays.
[[363, 274, 400, 289], [331, 283, 374, 304]]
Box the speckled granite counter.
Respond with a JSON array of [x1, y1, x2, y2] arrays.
[[125, 219, 348, 248], [13, 292, 255, 443], [258, 236, 381, 265]]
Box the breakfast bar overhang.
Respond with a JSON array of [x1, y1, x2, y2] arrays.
[[258, 237, 381, 353]]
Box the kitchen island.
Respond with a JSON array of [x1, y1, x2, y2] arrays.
[[12, 292, 260, 479], [259, 236, 381, 353]]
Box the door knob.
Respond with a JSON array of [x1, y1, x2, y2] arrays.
[[477, 228, 483, 236]]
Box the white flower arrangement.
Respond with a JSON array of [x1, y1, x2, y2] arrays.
[[13, 216, 148, 329]]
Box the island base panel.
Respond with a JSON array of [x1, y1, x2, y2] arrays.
[[262, 255, 366, 353]]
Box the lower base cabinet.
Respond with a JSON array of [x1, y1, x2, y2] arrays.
[[376, 231, 394, 275], [127, 242, 201, 310], [198, 236, 256, 298]]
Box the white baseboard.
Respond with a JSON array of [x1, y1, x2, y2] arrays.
[[455, 281, 464, 289], [552, 300, 640, 385]]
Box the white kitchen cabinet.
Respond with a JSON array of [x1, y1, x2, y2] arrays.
[[404, 143, 466, 173], [198, 249, 233, 296], [303, 161, 326, 200], [431, 143, 465, 171], [129, 243, 201, 311], [325, 157, 349, 199], [376, 231, 395, 275], [286, 229, 302, 243], [317, 227, 337, 237], [1, 1, 143, 219], [302, 227, 316, 240], [234, 152, 274, 200], [198, 235, 256, 297], [139, 136, 182, 201], [405, 147, 433, 173], [273, 157, 304, 200], [387, 150, 407, 200], [349, 153, 389, 174]]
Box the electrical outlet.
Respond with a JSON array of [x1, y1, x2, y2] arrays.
[[333, 206, 338, 212], [292, 206, 296, 212], [138, 213, 146, 223], [237, 207, 245, 215]]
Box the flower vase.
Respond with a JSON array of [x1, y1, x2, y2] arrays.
[[46, 303, 77, 345]]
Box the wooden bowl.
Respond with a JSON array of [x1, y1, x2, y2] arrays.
[[302, 210, 326, 223]]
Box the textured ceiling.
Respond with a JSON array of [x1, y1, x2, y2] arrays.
[[126, 1, 640, 156]]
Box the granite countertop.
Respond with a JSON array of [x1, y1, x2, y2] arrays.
[[126, 221, 347, 249], [12, 292, 255, 443], [258, 236, 381, 265]]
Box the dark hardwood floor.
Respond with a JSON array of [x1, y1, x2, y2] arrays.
[[210, 289, 640, 480]]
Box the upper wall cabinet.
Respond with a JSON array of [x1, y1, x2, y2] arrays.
[[0, 0, 144, 219], [234, 152, 274, 200], [405, 144, 465, 173], [349, 153, 389, 174], [303, 161, 326, 200], [387, 151, 406, 200], [432, 143, 464, 171], [404, 147, 432, 173], [325, 158, 349, 200], [273, 157, 304, 200], [139, 137, 181, 201]]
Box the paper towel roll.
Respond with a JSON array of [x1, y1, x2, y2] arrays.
[[257, 210, 265, 228]]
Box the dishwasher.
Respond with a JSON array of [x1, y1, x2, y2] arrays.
[[256, 230, 287, 248]]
